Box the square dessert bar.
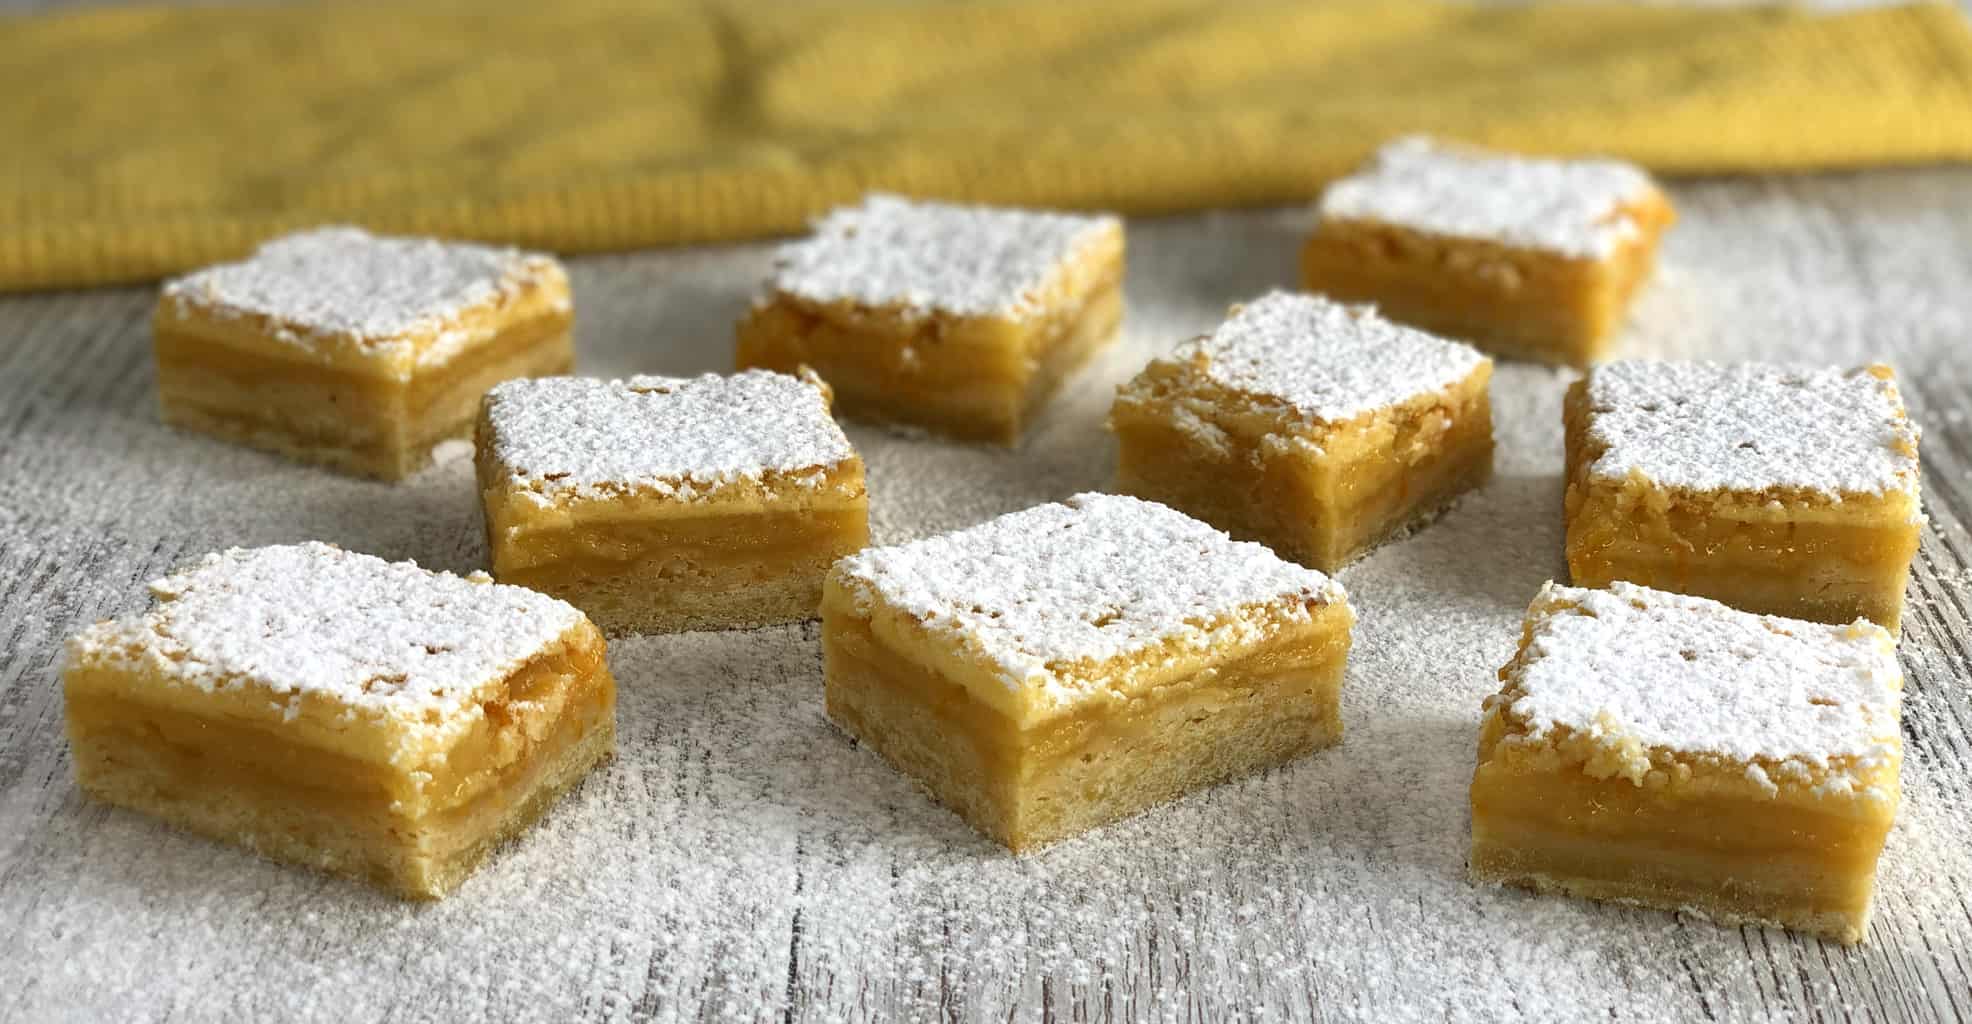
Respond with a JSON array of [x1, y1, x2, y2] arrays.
[[736, 194, 1124, 444], [476, 369, 869, 634], [155, 226, 574, 479], [1471, 581, 1903, 944], [1302, 136, 1675, 366], [823, 492, 1353, 850], [1110, 291, 1493, 573], [1565, 360, 1922, 631], [63, 543, 615, 899]]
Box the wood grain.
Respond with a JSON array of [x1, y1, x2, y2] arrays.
[[0, 168, 1970, 1022]]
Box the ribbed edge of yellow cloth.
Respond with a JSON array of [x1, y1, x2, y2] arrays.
[[4, 0, 1972, 291]]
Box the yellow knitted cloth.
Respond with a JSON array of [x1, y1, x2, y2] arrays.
[[5, 0, 1972, 291]]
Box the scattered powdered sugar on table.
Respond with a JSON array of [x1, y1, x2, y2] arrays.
[[1502, 582, 1902, 775], [833, 492, 1340, 700], [482, 370, 857, 501], [68, 543, 583, 731], [1582, 359, 1921, 498], [766, 193, 1118, 318], [1318, 135, 1658, 258], [164, 226, 562, 350], [4, 181, 1972, 1022], [1171, 290, 1488, 424]]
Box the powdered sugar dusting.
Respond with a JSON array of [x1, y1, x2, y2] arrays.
[[1179, 291, 1488, 424], [767, 194, 1118, 317], [1583, 360, 1920, 498], [67, 542, 585, 724], [833, 492, 1342, 699], [163, 226, 563, 350], [1503, 582, 1902, 774], [1318, 136, 1657, 258], [482, 370, 857, 501]]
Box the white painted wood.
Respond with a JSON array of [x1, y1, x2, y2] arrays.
[[1, 169, 1970, 1023]]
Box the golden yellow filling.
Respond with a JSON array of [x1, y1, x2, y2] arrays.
[[1113, 367, 1493, 572], [155, 312, 572, 479], [738, 272, 1123, 444], [1471, 723, 1895, 943], [491, 507, 867, 576], [487, 502, 869, 634], [1301, 195, 1673, 365], [1564, 494, 1917, 628]]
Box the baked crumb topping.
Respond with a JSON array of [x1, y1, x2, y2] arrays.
[[1169, 290, 1487, 425], [482, 369, 857, 502], [766, 193, 1118, 318], [67, 543, 584, 732], [1494, 582, 1902, 793], [1582, 360, 1920, 499], [832, 493, 1344, 699], [1318, 136, 1657, 258], [163, 226, 564, 351]]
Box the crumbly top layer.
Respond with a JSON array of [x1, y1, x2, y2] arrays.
[[163, 226, 562, 345], [1501, 582, 1901, 775], [1318, 136, 1657, 258], [833, 493, 1342, 699], [483, 370, 857, 501], [68, 543, 584, 727], [767, 193, 1119, 318], [1582, 360, 1920, 498], [1171, 291, 1488, 424]]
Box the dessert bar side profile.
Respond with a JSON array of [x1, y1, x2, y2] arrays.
[[1112, 290, 1494, 572], [475, 369, 870, 634], [824, 493, 1354, 851], [155, 227, 575, 480], [63, 543, 616, 899], [1302, 136, 1675, 366], [737, 194, 1125, 444]]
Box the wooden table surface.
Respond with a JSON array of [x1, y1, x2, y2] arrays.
[[4, 0, 1972, 1008], [2, 167, 1970, 1023]]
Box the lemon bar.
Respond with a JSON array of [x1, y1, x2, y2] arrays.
[[155, 227, 574, 479], [823, 492, 1353, 850], [1471, 581, 1903, 944], [1110, 291, 1493, 572], [736, 194, 1124, 444], [63, 543, 615, 899], [1565, 360, 1922, 631], [1302, 137, 1675, 366], [476, 369, 869, 634]]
